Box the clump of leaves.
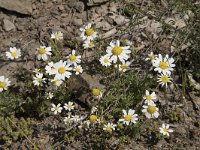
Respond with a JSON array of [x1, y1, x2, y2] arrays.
[[0, 116, 33, 146]]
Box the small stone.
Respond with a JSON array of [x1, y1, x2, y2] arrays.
[[75, 2, 85, 13], [73, 18, 83, 26], [2, 19, 15, 31], [58, 5, 64, 11], [0, 0, 32, 15]]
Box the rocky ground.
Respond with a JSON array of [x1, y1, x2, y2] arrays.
[[0, 0, 200, 149]]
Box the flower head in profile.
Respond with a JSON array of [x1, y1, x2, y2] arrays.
[[71, 115, 82, 123], [119, 109, 138, 125], [83, 40, 95, 49], [36, 46, 52, 61], [5, 47, 21, 60], [103, 123, 117, 133], [33, 68, 40, 74], [33, 73, 46, 86], [64, 101, 75, 111], [143, 90, 157, 105], [51, 31, 63, 40], [152, 54, 175, 75], [80, 23, 97, 41], [99, 55, 111, 67], [159, 123, 173, 136], [51, 103, 63, 115], [73, 65, 83, 75], [145, 52, 157, 62], [117, 61, 131, 72], [91, 88, 102, 99], [50, 77, 63, 88], [53, 60, 72, 80], [45, 62, 56, 75], [78, 120, 91, 130], [67, 50, 81, 66], [157, 73, 173, 87], [142, 103, 159, 119], [106, 40, 131, 63], [0, 76, 11, 92]]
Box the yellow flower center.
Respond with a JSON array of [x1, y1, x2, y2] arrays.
[[38, 47, 46, 55], [159, 61, 168, 69], [112, 46, 123, 56], [65, 118, 71, 123], [89, 42, 94, 47], [161, 75, 169, 83], [147, 105, 156, 114], [149, 55, 155, 60], [146, 95, 152, 100], [105, 127, 112, 133], [89, 115, 97, 122], [69, 55, 76, 61], [163, 128, 168, 133], [66, 105, 72, 109], [0, 81, 6, 88], [58, 67, 65, 74], [55, 34, 60, 39], [92, 88, 100, 96], [124, 115, 132, 121], [37, 78, 42, 82], [55, 107, 59, 111], [103, 58, 109, 63], [75, 68, 80, 72], [120, 64, 127, 70], [85, 28, 94, 36], [11, 52, 17, 57]]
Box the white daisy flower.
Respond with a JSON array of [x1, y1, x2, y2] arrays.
[[106, 40, 131, 63], [64, 116, 73, 124], [51, 31, 63, 40], [33, 73, 46, 86], [71, 115, 82, 122], [80, 23, 97, 41], [51, 103, 63, 115], [142, 103, 159, 119], [145, 52, 157, 62], [118, 61, 131, 72], [36, 46, 52, 61], [64, 101, 75, 111], [53, 60, 72, 80], [157, 73, 173, 87], [83, 40, 95, 49], [45, 62, 56, 75], [91, 88, 102, 99], [46, 92, 54, 99], [73, 65, 83, 75], [103, 123, 117, 133], [152, 54, 175, 75], [99, 55, 111, 67], [5, 47, 21, 60], [119, 109, 138, 125], [0, 76, 11, 92], [143, 90, 157, 105], [159, 123, 173, 136], [50, 77, 63, 88], [67, 50, 81, 66]]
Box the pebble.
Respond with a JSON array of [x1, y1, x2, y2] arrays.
[[2, 19, 15, 31]]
